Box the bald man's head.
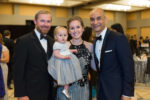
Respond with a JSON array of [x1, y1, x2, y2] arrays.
[[89, 8, 107, 35]]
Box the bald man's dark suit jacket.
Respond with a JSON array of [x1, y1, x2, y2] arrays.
[[13, 31, 54, 100], [93, 29, 134, 100]]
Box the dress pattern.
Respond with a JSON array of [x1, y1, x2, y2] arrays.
[[56, 41, 91, 100]]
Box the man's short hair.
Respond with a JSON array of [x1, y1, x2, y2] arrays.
[[3, 30, 11, 36], [35, 10, 51, 20]]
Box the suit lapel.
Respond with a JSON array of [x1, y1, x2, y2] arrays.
[[47, 36, 53, 59], [93, 38, 100, 72], [100, 29, 110, 71], [31, 31, 48, 60], [47, 39, 50, 59]]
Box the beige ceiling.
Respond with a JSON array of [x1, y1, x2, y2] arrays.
[[0, 0, 150, 12]]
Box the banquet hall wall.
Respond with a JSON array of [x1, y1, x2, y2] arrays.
[[127, 11, 150, 39], [0, 3, 125, 26], [0, 3, 127, 39], [1, 3, 150, 39]]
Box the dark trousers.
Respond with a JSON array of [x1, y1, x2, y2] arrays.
[[7, 62, 13, 87]]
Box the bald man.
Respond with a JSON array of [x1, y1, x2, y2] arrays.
[[90, 8, 134, 100]]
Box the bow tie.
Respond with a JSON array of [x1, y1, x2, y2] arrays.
[[40, 34, 47, 40], [95, 35, 102, 41]]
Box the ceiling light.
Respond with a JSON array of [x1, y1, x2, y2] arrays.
[[30, 0, 64, 5], [128, 0, 150, 7], [106, 4, 131, 11]]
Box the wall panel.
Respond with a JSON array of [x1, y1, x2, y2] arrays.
[[105, 11, 114, 21], [0, 4, 13, 15], [141, 27, 150, 38], [141, 9, 150, 19], [127, 12, 137, 21], [78, 9, 90, 18], [19, 5, 51, 16], [127, 28, 137, 36], [55, 7, 68, 18]]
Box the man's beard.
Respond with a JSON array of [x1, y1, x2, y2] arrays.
[[37, 26, 50, 34]]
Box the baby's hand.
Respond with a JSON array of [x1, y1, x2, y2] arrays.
[[65, 56, 71, 59], [70, 49, 78, 53], [73, 49, 78, 53]]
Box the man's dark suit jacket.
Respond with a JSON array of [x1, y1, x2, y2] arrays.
[[93, 29, 134, 100], [13, 31, 54, 100]]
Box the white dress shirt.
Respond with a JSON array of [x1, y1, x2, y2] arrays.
[[34, 29, 47, 53], [95, 27, 107, 68]]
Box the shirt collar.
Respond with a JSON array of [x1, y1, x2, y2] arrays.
[[34, 29, 47, 40], [34, 29, 41, 40], [96, 27, 107, 40]]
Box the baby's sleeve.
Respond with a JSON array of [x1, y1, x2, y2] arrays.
[[53, 42, 62, 50]]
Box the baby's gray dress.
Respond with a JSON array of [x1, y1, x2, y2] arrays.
[[48, 42, 82, 85]]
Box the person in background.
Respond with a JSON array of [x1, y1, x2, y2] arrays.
[[111, 23, 124, 34], [130, 36, 136, 55], [139, 36, 144, 53], [13, 10, 54, 100], [90, 8, 134, 100], [0, 43, 5, 100], [0, 33, 9, 100], [143, 36, 149, 43], [3, 30, 14, 89], [133, 35, 137, 50]]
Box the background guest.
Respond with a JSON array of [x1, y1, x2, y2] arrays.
[[0, 33, 9, 100], [130, 35, 138, 55], [143, 36, 149, 43], [3, 30, 14, 89], [0, 43, 5, 100], [111, 23, 124, 34], [139, 36, 144, 53]]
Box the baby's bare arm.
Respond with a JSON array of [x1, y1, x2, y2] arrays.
[[54, 50, 71, 59]]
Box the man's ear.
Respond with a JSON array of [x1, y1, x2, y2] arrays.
[[33, 19, 36, 25]]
